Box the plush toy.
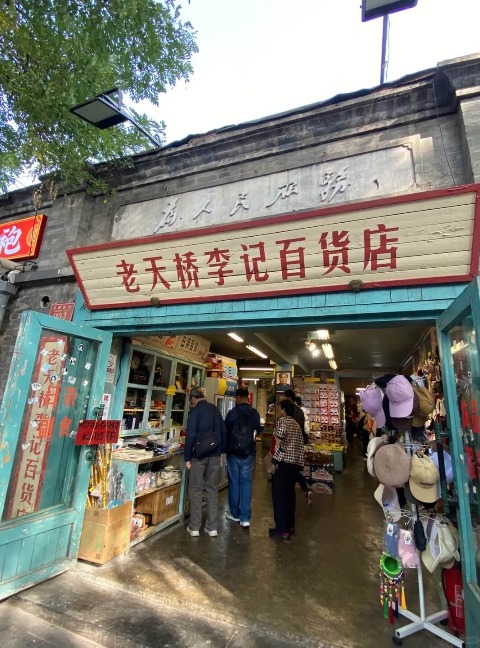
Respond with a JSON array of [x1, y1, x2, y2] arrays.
[[398, 529, 420, 568]]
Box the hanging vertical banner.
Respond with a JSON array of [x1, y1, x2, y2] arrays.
[[5, 336, 66, 518]]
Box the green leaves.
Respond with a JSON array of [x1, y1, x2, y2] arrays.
[[0, 0, 197, 194]]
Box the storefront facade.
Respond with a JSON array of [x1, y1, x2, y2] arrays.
[[1, 54, 480, 639]]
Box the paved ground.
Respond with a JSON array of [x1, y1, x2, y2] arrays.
[[0, 444, 457, 647]]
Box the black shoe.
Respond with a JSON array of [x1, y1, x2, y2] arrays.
[[268, 527, 278, 536], [278, 532, 292, 543]]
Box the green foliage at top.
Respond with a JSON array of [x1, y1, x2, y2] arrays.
[[0, 0, 197, 195]]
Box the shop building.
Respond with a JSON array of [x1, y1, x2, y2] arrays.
[[1, 54, 480, 642]]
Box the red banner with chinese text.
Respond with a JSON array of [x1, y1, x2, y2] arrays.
[[0, 214, 47, 261], [4, 336, 66, 519]]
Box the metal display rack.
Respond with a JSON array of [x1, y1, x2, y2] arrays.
[[391, 431, 464, 647]]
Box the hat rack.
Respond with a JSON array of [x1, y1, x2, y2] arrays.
[[389, 430, 463, 647]]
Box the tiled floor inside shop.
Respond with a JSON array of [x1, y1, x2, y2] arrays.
[[63, 441, 450, 648]]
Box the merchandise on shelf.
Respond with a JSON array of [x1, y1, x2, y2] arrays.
[[205, 353, 238, 379], [297, 382, 343, 447]]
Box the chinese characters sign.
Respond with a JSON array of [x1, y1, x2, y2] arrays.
[[75, 420, 120, 445], [67, 188, 480, 311], [0, 214, 47, 261], [132, 335, 211, 362], [49, 302, 75, 321], [5, 337, 66, 518], [113, 146, 415, 240]]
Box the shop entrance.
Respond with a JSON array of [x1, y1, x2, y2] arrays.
[[0, 281, 479, 641]]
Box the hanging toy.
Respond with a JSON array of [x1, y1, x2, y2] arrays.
[[379, 554, 405, 625]]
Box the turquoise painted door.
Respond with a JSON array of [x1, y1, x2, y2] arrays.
[[437, 277, 480, 641], [0, 311, 111, 600]]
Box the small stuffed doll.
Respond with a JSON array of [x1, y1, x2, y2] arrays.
[[398, 529, 420, 568]]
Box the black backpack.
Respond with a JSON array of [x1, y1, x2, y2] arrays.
[[229, 411, 255, 456]]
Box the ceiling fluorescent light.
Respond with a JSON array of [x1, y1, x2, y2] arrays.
[[228, 332, 244, 343], [322, 343, 334, 359], [328, 360, 338, 370], [315, 330, 330, 340], [238, 366, 273, 371], [246, 345, 268, 359]]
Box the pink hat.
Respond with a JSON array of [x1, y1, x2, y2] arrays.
[[360, 385, 386, 428], [385, 375, 414, 418]]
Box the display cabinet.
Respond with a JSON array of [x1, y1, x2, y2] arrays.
[[120, 346, 204, 437], [112, 448, 185, 546]]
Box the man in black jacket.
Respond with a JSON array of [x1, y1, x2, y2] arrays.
[[184, 389, 226, 537]]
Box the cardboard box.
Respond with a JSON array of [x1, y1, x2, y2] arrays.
[[136, 483, 180, 525], [78, 501, 132, 564]]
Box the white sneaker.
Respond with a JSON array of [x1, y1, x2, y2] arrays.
[[225, 512, 240, 522], [240, 521, 250, 528], [187, 526, 200, 537], [204, 528, 218, 537]]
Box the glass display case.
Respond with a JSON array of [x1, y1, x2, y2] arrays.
[[121, 346, 204, 437]]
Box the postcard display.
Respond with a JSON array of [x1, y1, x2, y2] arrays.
[[297, 382, 344, 494]]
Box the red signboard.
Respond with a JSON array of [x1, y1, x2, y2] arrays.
[[4, 336, 67, 519], [0, 213, 47, 261], [49, 302, 75, 321], [75, 420, 121, 445]]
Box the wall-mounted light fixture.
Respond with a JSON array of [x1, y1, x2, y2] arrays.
[[70, 88, 161, 147]]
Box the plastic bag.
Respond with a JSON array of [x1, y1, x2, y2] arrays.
[[383, 520, 399, 558]]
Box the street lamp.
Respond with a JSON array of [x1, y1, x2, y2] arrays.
[[361, 1, 418, 85], [70, 88, 161, 147], [361, 0, 417, 22]]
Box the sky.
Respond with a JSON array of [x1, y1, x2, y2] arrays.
[[146, 0, 480, 144]]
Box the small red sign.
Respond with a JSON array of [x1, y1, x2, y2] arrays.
[[49, 302, 75, 321], [0, 213, 47, 261], [75, 420, 121, 445]]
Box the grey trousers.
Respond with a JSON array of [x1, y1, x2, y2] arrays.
[[188, 455, 221, 531]]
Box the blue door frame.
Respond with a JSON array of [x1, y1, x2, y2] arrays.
[[437, 277, 480, 640], [0, 312, 111, 600]]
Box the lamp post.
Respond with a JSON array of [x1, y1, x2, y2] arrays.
[[361, 0, 418, 85], [70, 88, 161, 147]]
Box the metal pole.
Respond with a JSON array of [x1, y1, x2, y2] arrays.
[[100, 94, 161, 148], [380, 15, 389, 85]]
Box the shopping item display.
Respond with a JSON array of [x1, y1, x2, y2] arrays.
[[379, 554, 406, 624], [369, 371, 464, 647], [295, 381, 345, 480]]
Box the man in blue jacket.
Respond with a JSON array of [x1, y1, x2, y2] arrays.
[[224, 388, 261, 528], [184, 388, 226, 537]]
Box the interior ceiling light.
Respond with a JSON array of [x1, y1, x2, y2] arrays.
[[328, 360, 338, 370], [308, 342, 317, 352], [228, 332, 244, 343], [315, 330, 330, 340], [238, 366, 273, 371], [322, 343, 334, 359], [245, 345, 268, 359], [312, 348, 320, 358]]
